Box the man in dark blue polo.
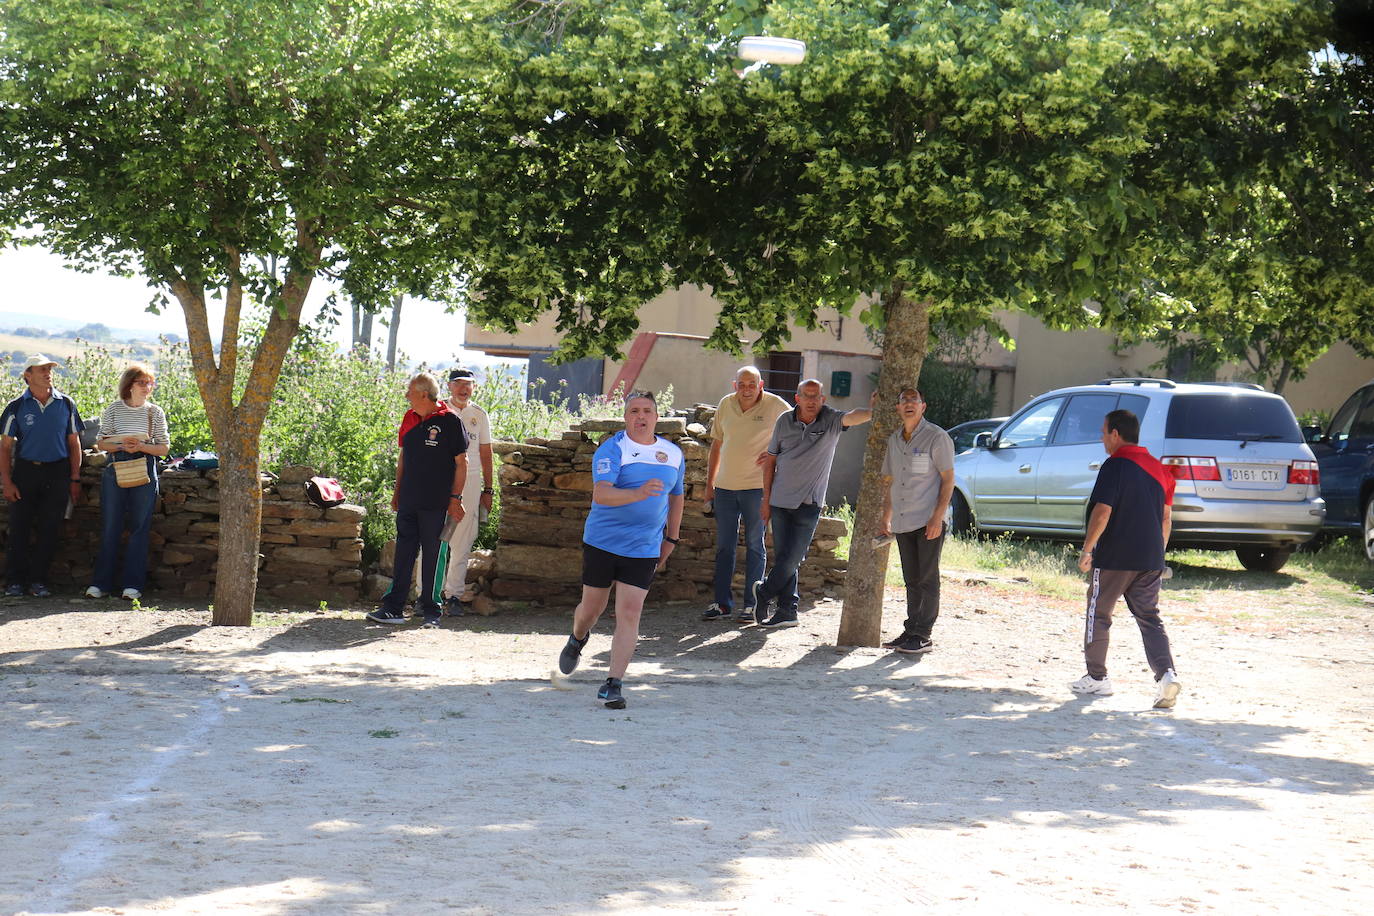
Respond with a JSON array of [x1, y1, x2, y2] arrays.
[[1, 355, 84, 598], [1071, 408, 1182, 709], [367, 372, 468, 627]]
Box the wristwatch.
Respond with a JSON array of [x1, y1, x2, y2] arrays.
[[663, 535, 680, 544], [482, 487, 494, 495], [450, 493, 463, 501]]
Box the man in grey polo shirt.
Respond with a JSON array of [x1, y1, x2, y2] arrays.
[[878, 387, 956, 654], [751, 378, 872, 628]]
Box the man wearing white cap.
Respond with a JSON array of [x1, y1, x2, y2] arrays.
[[439, 367, 495, 615], [0, 355, 85, 598]]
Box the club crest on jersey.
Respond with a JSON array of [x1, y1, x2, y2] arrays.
[[655, 451, 668, 463], [424, 425, 440, 446], [596, 458, 611, 474]]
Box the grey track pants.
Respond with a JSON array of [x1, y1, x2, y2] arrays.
[[1083, 567, 1176, 680]]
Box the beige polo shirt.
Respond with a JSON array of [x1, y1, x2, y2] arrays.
[[710, 390, 791, 490]]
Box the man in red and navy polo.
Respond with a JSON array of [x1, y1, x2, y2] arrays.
[[367, 372, 468, 627], [1071, 408, 1182, 709]]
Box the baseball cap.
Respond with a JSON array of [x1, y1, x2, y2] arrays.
[[22, 354, 61, 371], [447, 367, 476, 381]]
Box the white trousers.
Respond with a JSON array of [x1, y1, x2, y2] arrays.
[[442, 474, 484, 598]]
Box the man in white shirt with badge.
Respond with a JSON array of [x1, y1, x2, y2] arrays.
[[878, 387, 956, 654], [440, 367, 496, 616]]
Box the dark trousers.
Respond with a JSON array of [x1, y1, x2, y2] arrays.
[[1083, 568, 1176, 680], [6, 460, 71, 586], [894, 526, 944, 639], [383, 506, 447, 614], [757, 502, 823, 613]]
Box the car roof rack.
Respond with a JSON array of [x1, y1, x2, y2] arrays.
[[1095, 377, 1177, 388], [1189, 381, 1267, 391]]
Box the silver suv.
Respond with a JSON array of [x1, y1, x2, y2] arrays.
[[950, 378, 1326, 572]]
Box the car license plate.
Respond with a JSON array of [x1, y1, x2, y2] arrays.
[[1227, 466, 1281, 483]]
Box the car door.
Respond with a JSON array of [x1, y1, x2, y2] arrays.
[[1034, 393, 1120, 531], [971, 397, 1065, 529], [1314, 384, 1374, 527]]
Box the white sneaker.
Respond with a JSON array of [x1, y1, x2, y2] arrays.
[[121, 588, 142, 601], [84, 586, 107, 599], [1070, 674, 1114, 696], [1153, 669, 1182, 709]]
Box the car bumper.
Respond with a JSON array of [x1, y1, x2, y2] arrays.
[[1169, 496, 1325, 548]]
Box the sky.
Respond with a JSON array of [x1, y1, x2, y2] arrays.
[[0, 245, 503, 371]]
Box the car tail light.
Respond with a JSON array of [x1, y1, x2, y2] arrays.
[[1288, 460, 1319, 485], [1161, 456, 1221, 481]]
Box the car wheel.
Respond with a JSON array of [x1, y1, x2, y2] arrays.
[[948, 491, 974, 535], [1235, 546, 1293, 573], [1363, 497, 1374, 562]]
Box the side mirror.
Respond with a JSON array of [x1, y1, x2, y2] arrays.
[[1301, 425, 1325, 444], [974, 432, 993, 449]]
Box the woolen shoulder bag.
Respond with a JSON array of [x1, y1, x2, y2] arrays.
[[113, 407, 153, 489]]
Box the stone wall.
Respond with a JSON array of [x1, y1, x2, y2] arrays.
[[0, 456, 365, 604], [483, 407, 849, 608]]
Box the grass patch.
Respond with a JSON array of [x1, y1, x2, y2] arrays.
[[282, 697, 347, 704], [368, 729, 399, 739]]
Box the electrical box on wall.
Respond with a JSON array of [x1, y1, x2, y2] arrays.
[[830, 370, 852, 397]]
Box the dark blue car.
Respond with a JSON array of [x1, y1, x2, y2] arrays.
[[1308, 379, 1374, 561]]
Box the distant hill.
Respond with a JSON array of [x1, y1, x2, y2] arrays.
[[0, 310, 171, 344], [1, 332, 161, 379]]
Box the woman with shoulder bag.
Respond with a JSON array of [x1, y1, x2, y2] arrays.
[[85, 364, 170, 602]]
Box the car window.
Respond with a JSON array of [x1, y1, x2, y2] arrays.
[[1117, 393, 1150, 421], [952, 424, 985, 452], [998, 398, 1063, 448], [1164, 393, 1301, 442], [1051, 394, 1117, 445], [1327, 389, 1365, 444], [1352, 389, 1374, 440]]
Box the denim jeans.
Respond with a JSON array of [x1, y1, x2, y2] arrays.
[[712, 487, 766, 610], [93, 460, 159, 592], [757, 502, 823, 613]]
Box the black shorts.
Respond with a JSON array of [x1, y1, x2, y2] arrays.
[[582, 542, 658, 591]]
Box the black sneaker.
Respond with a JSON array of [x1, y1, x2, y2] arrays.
[[28, 583, 52, 598], [881, 632, 913, 650], [758, 608, 798, 629], [5, 583, 25, 598], [894, 635, 934, 655], [443, 595, 467, 617], [366, 609, 407, 624], [598, 677, 626, 709], [558, 631, 589, 676], [737, 606, 758, 624], [422, 613, 442, 629], [748, 580, 775, 618], [701, 603, 733, 621]]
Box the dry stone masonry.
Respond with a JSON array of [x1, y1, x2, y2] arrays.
[[483, 406, 850, 609]]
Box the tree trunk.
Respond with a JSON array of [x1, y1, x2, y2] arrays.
[[836, 288, 931, 647], [386, 293, 403, 370], [212, 436, 263, 626], [360, 308, 374, 356]]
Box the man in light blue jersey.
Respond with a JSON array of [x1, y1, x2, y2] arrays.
[[554, 391, 685, 709]]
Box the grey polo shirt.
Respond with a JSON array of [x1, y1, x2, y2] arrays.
[[881, 420, 956, 533], [767, 404, 847, 509]]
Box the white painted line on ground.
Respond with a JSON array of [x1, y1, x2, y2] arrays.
[[23, 681, 250, 914]]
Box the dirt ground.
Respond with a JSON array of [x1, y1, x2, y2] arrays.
[[1, 571, 1371, 915]]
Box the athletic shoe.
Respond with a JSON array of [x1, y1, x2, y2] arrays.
[[598, 677, 626, 709], [1069, 674, 1114, 697], [422, 613, 442, 629], [737, 606, 757, 624], [366, 609, 407, 624], [4, 584, 23, 598], [558, 631, 589, 676], [1153, 669, 1182, 709], [29, 583, 52, 598], [881, 632, 913, 649], [758, 608, 798, 629], [894, 635, 934, 655], [701, 603, 733, 621], [443, 595, 467, 617], [85, 586, 108, 599], [120, 588, 141, 601]]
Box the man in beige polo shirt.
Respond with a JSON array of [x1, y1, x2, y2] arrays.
[[703, 366, 791, 622]]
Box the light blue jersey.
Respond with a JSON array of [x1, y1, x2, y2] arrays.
[[584, 431, 685, 558]]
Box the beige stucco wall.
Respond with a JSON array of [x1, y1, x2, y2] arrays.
[[632, 335, 746, 408]]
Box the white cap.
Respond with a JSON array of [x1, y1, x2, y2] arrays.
[[22, 354, 61, 371]]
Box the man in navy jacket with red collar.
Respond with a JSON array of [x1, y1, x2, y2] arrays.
[[1071, 408, 1182, 709], [368, 372, 467, 627]]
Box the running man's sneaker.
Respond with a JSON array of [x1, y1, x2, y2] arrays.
[[558, 631, 590, 676], [1069, 674, 1114, 696], [1153, 669, 1182, 709], [701, 603, 733, 621], [443, 595, 467, 617], [598, 677, 626, 709], [29, 583, 53, 598], [85, 586, 108, 599], [120, 588, 141, 601], [758, 608, 798, 629], [894, 635, 934, 655], [366, 609, 408, 624], [736, 606, 757, 624]]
